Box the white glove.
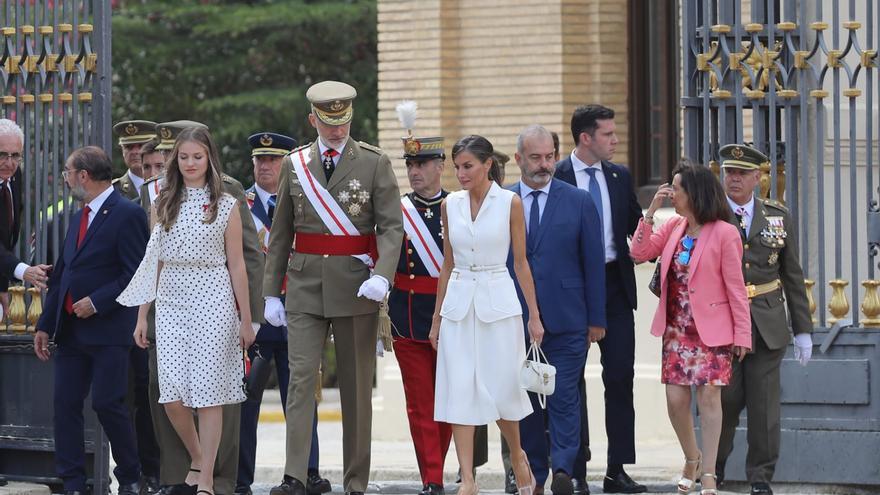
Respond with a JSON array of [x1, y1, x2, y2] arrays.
[[793, 333, 812, 366], [264, 297, 287, 327], [357, 275, 389, 302]]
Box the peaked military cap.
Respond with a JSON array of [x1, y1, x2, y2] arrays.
[[306, 81, 357, 126], [155, 120, 209, 151], [113, 120, 157, 146], [249, 132, 297, 157], [402, 136, 445, 161], [719, 144, 769, 171]]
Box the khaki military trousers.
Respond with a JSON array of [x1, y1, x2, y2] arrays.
[[716, 326, 786, 483], [284, 311, 378, 492], [148, 344, 242, 494]]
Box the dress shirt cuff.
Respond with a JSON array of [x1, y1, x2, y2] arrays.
[[13, 263, 29, 281]]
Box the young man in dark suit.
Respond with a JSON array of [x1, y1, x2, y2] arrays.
[[555, 105, 645, 494], [34, 146, 149, 495], [511, 125, 607, 495]]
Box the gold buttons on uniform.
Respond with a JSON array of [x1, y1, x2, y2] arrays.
[[745, 262, 751, 268], [409, 290, 415, 295], [409, 274, 415, 280], [323, 254, 329, 258], [744, 243, 750, 250], [407, 249, 413, 254], [408, 262, 415, 268]]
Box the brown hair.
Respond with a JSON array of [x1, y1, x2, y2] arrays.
[[68, 146, 113, 181], [671, 162, 732, 225], [139, 138, 161, 160], [452, 135, 505, 185], [155, 127, 224, 230]]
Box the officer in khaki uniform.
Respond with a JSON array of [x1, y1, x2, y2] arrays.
[[113, 120, 157, 200], [139, 120, 266, 495], [264, 81, 403, 495], [715, 144, 813, 495]]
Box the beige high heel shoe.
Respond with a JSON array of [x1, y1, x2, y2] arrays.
[[700, 473, 718, 495], [516, 459, 536, 495], [677, 454, 702, 494]]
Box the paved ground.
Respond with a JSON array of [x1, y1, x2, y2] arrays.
[[2, 390, 877, 495]]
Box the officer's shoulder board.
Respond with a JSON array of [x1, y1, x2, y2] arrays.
[[358, 141, 383, 155], [221, 174, 237, 185], [143, 174, 163, 186], [762, 198, 789, 214], [111, 176, 124, 185], [285, 142, 312, 158]]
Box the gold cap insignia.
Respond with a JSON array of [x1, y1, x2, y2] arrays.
[[732, 146, 744, 159], [160, 128, 173, 140], [404, 138, 422, 156], [330, 100, 345, 112], [260, 134, 273, 146], [125, 123, 138, 136]]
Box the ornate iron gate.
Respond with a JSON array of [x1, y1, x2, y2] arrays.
[[0, 0, 111, 492], [682, 0, 880, 485]]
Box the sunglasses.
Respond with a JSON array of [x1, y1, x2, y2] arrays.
[[678, 235, 696, 265]]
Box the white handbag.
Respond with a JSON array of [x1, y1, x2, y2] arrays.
[[520, 342, 556, 409]]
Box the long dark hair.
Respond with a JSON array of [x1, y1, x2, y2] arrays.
[[671, 162, 732, 225], [156, 127, 224, 230], [451, 135, 504, 185]]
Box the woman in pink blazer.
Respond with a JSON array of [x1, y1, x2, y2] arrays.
[[630, 164, 751, 495]]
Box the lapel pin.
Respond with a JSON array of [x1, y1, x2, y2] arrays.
[[103, 210, 108, 214], [612, 172, 618, 178]]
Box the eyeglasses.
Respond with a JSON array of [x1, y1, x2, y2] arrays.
[[678, 235, 696, 265], [61, 168, 80, 180], [0, 152, 22, 163]]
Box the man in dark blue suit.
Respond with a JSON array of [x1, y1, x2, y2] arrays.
[[555, 105, 645, 494], [509, 125, 607, 495], [236, 132, 330, 495], [34, 146, 149, 495]]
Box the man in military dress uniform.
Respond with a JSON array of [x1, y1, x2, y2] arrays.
[[112, 120, 157, 200], [387, 124, 451, 495], [236, 132, 330, 495], [139, 120, 266, 495], [264, 81, 403, 495], [715, 144, 813, 495]]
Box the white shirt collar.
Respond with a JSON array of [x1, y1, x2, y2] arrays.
[[727, 194, 755, 217], [127, 169, 144, 192], [570, 150, 601, 172], [253, 184, 275, 210], [519, 180, 552, 198], [87, 184, 115, 214]]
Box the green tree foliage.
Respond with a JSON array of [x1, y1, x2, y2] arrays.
[[112, 0, 377, 184]]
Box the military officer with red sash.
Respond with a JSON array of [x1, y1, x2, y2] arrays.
[[264, 81, 404, 495], [237, 132, 330, 495], [388, 101, 451, 495]]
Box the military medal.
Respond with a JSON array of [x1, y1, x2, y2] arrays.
[[336, 179, 370, 217], [768, 251, 779, 265], [424, 209, 434, 219]]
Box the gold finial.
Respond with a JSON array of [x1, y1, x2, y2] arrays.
[[860, 280, 880, 327], [828, 279, 850, 325], [805, 279, 817, 324], [7, 285, 27, 333], [27, 287, 43, 332]]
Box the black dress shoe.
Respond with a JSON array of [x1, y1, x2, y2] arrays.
[[234, 488, 253, 495], [0, 475, 7, 487], [750, 482, 773, 495], [504, 468, 517, 494], [142, 476, 161, 495], [602, 471, 646, 494], [270, 476, 306, 495], [118, 481, 143, 495], [345, 492, 364, 495], [169, 483, 198, 495], [306, 470, 331, 495], [571, 477, 589, 495], [419, 484, 444, 495], [550, 471, 573, 495]]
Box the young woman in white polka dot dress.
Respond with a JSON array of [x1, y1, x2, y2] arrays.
[[118, 127, 255, 495]]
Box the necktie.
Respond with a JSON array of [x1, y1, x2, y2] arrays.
[[527, 190, 541, 250], [267, 194, 277, 222], [65, 205, 91, 313], [735, 206, 748, 237], [584, 168, 604, 231], [0, 182, 12, 235], [322, 149, 338, 182]]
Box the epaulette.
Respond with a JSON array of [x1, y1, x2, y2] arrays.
[[111, 176, 123, 184], [762, 198, 789, 213], [285, 142, 312, 157], [144, 174, 163, 185], [358, 141, 383, 154], [221, 174, 236, 184]]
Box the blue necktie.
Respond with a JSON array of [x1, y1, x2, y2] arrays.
[[267, 194, 277, 223], [528, 190, 541, 250], [584, 168, 604, 230]]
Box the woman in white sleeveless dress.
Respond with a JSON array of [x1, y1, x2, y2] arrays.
[[118, 127, 255, 495], [430, 135, 544, 495]]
